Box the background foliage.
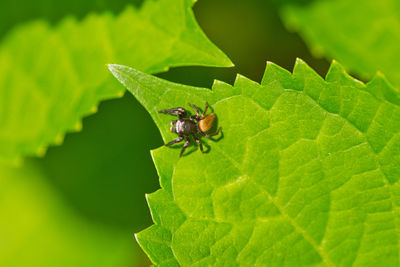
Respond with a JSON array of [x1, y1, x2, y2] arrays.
[[281, 0, 400, 88]]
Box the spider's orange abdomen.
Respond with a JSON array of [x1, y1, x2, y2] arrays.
[[199, 113, 215, 133]]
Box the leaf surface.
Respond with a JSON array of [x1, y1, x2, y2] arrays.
[[0, 0, 232, 164], [110, 59, 400, 266], [281, 0, 400, 88]]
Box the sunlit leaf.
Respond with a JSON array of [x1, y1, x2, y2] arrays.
[[110, 59, 400, 266]]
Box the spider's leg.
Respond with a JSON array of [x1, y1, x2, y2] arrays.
[[201, 102, 209, 118], [158, 107, 187, 119], [192, 134, 204, 153], [188, 103, 201, 117], [200, 127, 221, 138], [165, 136, 183, 146], [180, 137, 190, 157]]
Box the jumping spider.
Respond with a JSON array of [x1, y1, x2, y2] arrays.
[[158, 102, 221, 157]]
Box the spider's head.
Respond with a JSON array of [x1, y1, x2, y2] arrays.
[[170, 120, 177, 133]]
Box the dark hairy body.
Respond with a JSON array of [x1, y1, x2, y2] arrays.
[[158, 102, 221, 157], [173, 119, 197, 135]]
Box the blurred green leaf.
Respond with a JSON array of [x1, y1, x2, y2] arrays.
[[191, 0, 329, 82], [0, 0, 232, 165], [0, 162, 139, 267], [110, 60, 400, 265], [0, 0, 139, 38], [281, 0, 400, 87]]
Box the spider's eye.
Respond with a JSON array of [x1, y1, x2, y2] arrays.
[[199, 113, 215, 133], [170, 120, 177, 133]]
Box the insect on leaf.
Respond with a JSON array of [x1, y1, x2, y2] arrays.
[[0, 0, 232, 165], [109, 59, 400, 266]]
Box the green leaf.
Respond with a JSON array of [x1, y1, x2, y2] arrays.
[[0, 162, 139, 267], [109, 59, 400, 266], [280, 0, 400, 88], [0, 0, 232, 165], [0, 0, 138, 38]]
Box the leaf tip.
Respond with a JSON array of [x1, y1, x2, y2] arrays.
[[375, 70, 386, 79], [107, 64, 123, 76], [373, 71, 396, 88], [107, 64, 145, 93], [294, 57, 307, 69], [117, 91, 125, 98], [74, 121, 83, 131], [262, 60, 292, 85], [330, 59, 340, 67], [234, 74, 246, 84], [265, 61, 280, 72], [266, 60, 275, 66], [369, 71, 390, 88], [36, 146, 47, 157], [212, 79, 224, 87], [325, 60, 346, 81], [90, 106, 98, 114], [55, 134, 65, 145], [367, 71, 400, 105], [326, 60, 364, 86], [107, 64, 136, 82], [227, 61, 235, 68], [134, 232, 140, 244], [265, 60, 289, 71]]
